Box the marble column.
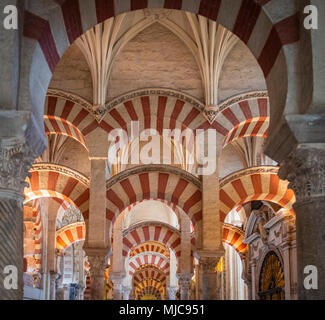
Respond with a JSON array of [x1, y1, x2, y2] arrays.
[[279, 144, 325, 300], [177, 273, 193, 300], [167, 286, 178, 300], [85, 248, 107, 300], [111, 273, 124, 300], [0, 140, 34, 300]]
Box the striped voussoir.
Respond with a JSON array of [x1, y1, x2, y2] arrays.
[[122, 224, 181, 258], [56, 222, 86, 251], [133, 267, 167, 287], [219, 166, 296, 222], [106, 166, 202, 225], [23, 0, 299, 81], [136, 279, 165, 297], [25, 164, 90, 220], [129, 254, 170, 276], [45, 95, 95, 149], [213, 93, 270, 147], [129, 242, 170, 259], [137, 286, 162, 300], [222, 223, 248, 254]]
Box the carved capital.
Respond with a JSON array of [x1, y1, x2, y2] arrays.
[[0, 141, 35, 196], [199, 256, 219, 273], [87, 255, 107, 276], [177, 273, 193, 289], [278, 145, 325, 204]]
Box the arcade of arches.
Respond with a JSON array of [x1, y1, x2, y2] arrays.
[[0, 1, 324, 300]]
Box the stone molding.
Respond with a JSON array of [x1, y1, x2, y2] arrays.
[[220, 166, 279, 189], [278, 145, 325, 204], [106, 164, 202, 190], [30, 163, 90, 187]]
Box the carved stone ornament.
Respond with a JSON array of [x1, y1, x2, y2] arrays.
[[177, 273, 193, 289], [199, 256, 218, 273], [0, 141, 35, 196], [87, 255, 107, 276], [278, 145, 325, 204]]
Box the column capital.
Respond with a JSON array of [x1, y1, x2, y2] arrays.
[[278, 144, 325, 204], [0, 140, 35, 197], [110, 272, 125, 283], [177, 272, 193, 286]]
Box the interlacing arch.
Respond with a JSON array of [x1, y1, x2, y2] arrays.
[[129, 254, 170, 276], [56, 222, 86, 251], [24, 164, 90, 221], [219, 166, 296, 222], [123, 222, 181, 258], [222, 223, 248, 254], [106, 165, 202, 225]]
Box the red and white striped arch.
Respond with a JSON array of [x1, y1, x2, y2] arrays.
[[129, 254, 170, 276], [214, 94, 270, 147], [123, 224, 181, 258], [44, 95, 95, 149], [219, 166, 296, 222], [137, 286, 163, 300], [56, 222, 86, 251], [24, 0, 300, 159], [136, 279, 165, 297], [25, 164, 90, 221], [130, 242, 170, 259], [222, 223, 248, 254], [133, 267, 167, 287], [106, 166, 202, 225]]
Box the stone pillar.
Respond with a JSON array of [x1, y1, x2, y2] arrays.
[[177, 273, 193, 300], [0, 140, 34, 300], [85, 249, 107, 300], [199, 153, 225, 300], [49, 271, 60, 300], [279, 144, 325, 300], [167, 286, 178, 300], [88, 158, 109, 248], [198, 253, 223, 300]]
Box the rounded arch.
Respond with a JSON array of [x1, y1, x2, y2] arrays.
[[222, 223, 248, 254], [44, 94, 93, 151], [106, 165, 202, 226], [136, 279, 164, 299], [219, 166, 296, 222], [23, 1, 300, 158], [133, 266, 167, 288], [214, 92, 270, 147], [129, 242, 170, 259], [56, 222, 86, 251], [123, 222, 181, 258], [24, 164, 90, 221], [129, 253, 170, 276]]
